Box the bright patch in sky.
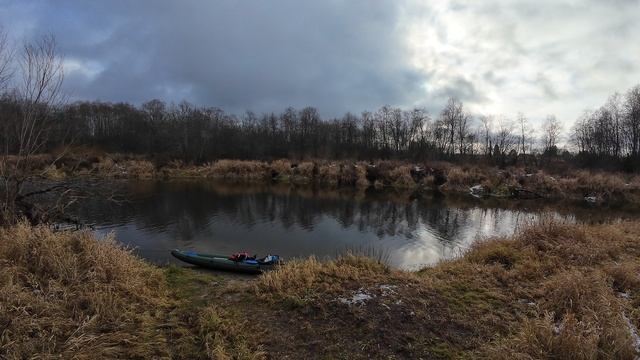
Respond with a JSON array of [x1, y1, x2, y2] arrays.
[[401, 0, 640, 125], [63, 58, 103, 80]]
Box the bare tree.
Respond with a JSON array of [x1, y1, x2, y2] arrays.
[[1, 34, 67, 223], [18, 34, 65, 156], [494, 116, 516, 157], [479, 115, 493, 157], [541, 115, 562, 155], [606, 93, 623, 158], [625, 85, 640, 158], [407, 107, 429, 150], [0, 26, 13, 90], [457, 110, 472, 155], [440, 97, 469, 155], [517, 112, 527, 157]]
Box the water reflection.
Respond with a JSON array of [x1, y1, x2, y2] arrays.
[[70, 180, 636, 270]]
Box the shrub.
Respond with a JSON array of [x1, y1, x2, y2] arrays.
[[293, 161, 315, 179], [388, 165, 416, 188], [124, 160, 156, 178], [208, 160, 270, 180], [316, 162, 340, 185], [466, 238, 518, 269], [270, 159, 292, 178]]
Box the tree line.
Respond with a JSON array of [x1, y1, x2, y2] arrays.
[[572, 86, 640, 170], [1, 30, 640, 172], [2, 94, 573, 164]]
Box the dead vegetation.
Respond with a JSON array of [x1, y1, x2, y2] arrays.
[[255, 254, 395, 306], [3, 218, 640, 358], [0, 223, 263, 359], [7, 152, 640, 204], [0, 223, 169, 358], [246, 218, 640, 358]]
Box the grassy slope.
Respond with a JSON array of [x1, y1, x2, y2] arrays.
[[0, 223, 264, 359], [251, 219, 640, 359], [3, 219, 640, 359]]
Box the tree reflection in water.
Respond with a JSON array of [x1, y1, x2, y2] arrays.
[[69, 180, 629, 269]]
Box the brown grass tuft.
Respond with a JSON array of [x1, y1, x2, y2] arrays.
[[483, 270, 636, 360], [270, 159, 292, 178], [293, 161, 315, 179], [0, 223, 169, 358], [198, 306, 267, 360], [483, 311, 635, 360], [353, 162, 369, 187], [255, 254, 391, 304], [388, 165, 416, 188], [207, 160, 270, 180], [316, 162, 340, 185], [123, 159, 155, 178], [0, 224, 267, 359], [605, 262, 640, 294]]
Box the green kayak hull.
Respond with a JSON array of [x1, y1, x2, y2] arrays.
[[171, 249, 277, 274]]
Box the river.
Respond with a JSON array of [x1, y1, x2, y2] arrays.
[[68, 179, 639, 270]]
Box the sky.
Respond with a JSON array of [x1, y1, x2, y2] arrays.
[[0, 0, 639, 128]]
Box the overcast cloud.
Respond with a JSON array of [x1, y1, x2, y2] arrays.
[[0, 0, 638, 126]]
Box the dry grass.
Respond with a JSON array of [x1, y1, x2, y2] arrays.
[[523, 171, 563, 195], [3, 215, 640, 358], [206, 159, 271, 180], [43, 164, 66, 180], [0, 223, 265, 359], [250, 218, 640, 358], [255, 254, 392, 305], [353, 162, 369, 187], [316, 162, 340, 185], [556, 170, 639, 200], [293, 161, 315, 179], [0, 223, 169, 358], [197, 306, 267, 360], [388, 165, 416, 188], [468, 219, 640, 359], [8, 154, 640, 203], [270, 159, 292, 178], [122, 160, 156, 178], [483, 271, 636, 359]]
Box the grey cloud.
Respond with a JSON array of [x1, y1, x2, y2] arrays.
[[1, 0, 639, 123], [535, 73, 558, 100], [432, 77, 486, 103], [1, 0, 426, 116]]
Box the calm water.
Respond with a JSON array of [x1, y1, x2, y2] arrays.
[[70, 180, 638, 270]]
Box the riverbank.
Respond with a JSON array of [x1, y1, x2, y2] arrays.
[[28, 152, 640, 204], [2, 219, 640, 358]]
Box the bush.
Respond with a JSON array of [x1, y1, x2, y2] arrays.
[[270, 159, 292, 178], [208, 160, 270, 180]]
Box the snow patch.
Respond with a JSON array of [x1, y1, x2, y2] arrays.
[[553, 321, 564, 335], [623, 313, 640, 356], [338, 288, 373, 306], [619, 291, 632, 299], [518, 299, 536, 306], [379, 284, 397, 296]]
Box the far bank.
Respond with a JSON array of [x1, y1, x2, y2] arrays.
[[28, 152, 640, 205]]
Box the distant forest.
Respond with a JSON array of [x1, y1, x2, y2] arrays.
[[0, 33, 639, 171], [1, 84, 638, 169]]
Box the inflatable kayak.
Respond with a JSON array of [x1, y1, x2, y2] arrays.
[[170, 249, 280, 274]]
